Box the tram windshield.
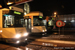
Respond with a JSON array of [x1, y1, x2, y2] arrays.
[[33, 16, 44, 26], [3, 14, 25, 28]]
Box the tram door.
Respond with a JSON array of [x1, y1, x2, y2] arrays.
[[25, 18, 31, 33]]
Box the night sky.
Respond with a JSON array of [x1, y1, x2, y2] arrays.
[[28, 0, 75, 16], [0, 0, 75, 16]]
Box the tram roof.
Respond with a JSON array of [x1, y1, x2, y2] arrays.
[[24, 11, 43, 17]]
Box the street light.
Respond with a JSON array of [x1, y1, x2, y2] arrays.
[[54, 12, 57, 15], [7, 2, 14, 5], [54, 12, 57, 17]]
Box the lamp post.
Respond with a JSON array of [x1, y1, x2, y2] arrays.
[[54, 12, 57, 18], [53, 12, 57, 32], [53, 12, 57, 24]]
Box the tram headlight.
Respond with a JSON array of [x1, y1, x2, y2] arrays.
[[32, 27, 33, 29], [45, 29, 47, 31], [23, 32, 28, 36], [0, 30, 2, 33], [15, 34, 21, 38], [43, 30, 44, 32], [16, 41, 20, 43]]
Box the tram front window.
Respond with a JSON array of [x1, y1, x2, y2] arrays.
[[3, 14, 25, 28], [33, 16, 44, 26]]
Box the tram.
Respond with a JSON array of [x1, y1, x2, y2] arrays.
[[0, 8, 29, 43], [24, 11, 47, 36]]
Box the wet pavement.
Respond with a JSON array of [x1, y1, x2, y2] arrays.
[[0, 44, 22, 50], [0, 28, 75, 50]]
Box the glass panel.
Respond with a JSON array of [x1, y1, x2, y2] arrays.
[[3, 15, 14, 28], [20, 19, 25, 27], [25, 19, 27, 27], [42, 20, 47, 25], [3, 14, 25, 28], [28, 19, 31, 29], [33, 16, 44, 26]]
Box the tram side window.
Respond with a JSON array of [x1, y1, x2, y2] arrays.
[[3, 15, 14, 28], [20, 19, 25, 27]]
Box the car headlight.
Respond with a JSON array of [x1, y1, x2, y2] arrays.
[[15, 34, 21, 38], [23, 32, 28, 36]]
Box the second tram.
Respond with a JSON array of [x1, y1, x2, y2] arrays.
[[24, 11, 47, 36]]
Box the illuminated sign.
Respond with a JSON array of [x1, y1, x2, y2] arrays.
[[14, 11, 21, 15], [39, 16, 42, 18]]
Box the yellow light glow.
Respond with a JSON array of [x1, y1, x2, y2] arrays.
[[23, 33, 28, 36], [16, 41, 20, 43], [15, 34, 21, 38], [54, 12, 57, 15], [26, 47, 28, 50], [7, 2, 13, 5], [0, 5, 2, 8], [43, 30, 44, 32], [54, 45, 57, 47], [24, 12, 26, 15], [32, 27, 33, 29], [0, 30, 2, 33], [9, 6, 12, 10], [54, 33, 58, 35]]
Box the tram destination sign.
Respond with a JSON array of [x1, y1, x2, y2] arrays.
[[9, 10, 23, 16], [14, 11, 21, 15]]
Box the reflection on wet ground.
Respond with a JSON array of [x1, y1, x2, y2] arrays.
[[0, 27, 75, 50]]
